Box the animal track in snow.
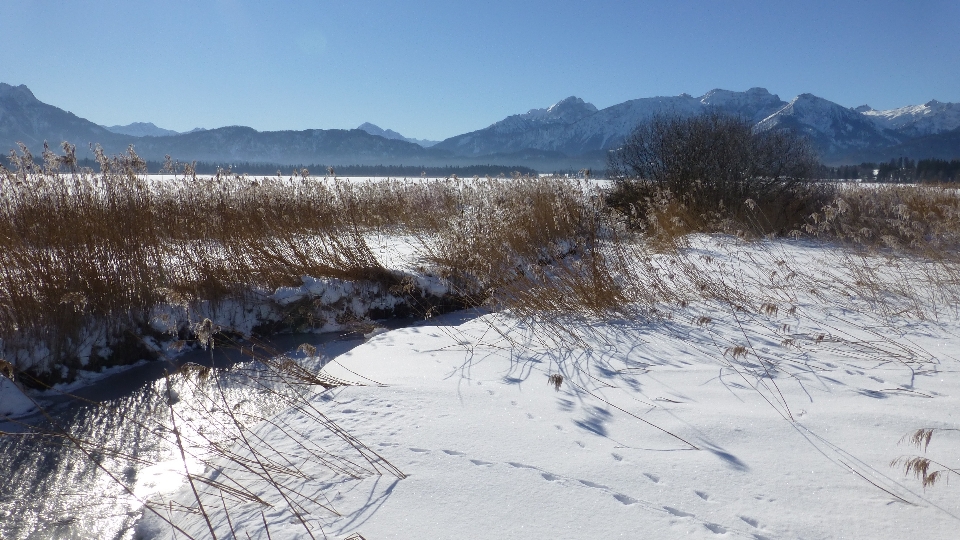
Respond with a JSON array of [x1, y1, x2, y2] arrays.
[[409, 448, 429, 453], [664, 506, 695, 518], [506, 460, 640, 509], [704, 523, 727, 534], [423, 447, 745, 536], [579, 480, 608, 489]]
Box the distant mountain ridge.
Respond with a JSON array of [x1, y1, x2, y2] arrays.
[[435, 88, 792, 158], [0, 83, 121, 152], [102, 122, 180, 137], [437, 88, 960, 165], [860, 100, 960, 137], [756, 93, 905, 164], [100, 122, 207, 138], [0, 83, 446, 165], [123, 125, 441, 165], [2, 81, 959, 169], [357, 122, 438, 147]]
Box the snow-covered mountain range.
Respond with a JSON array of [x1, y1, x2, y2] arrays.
[[2, 81, 958, 169], [436, 88, 959, 164], [756, 94, 904, 163], [860, 100, 960, 137]]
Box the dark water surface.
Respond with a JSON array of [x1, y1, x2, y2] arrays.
[[0, 324, 410, 540]]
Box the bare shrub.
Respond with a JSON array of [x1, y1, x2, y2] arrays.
[[606, 112, 828, 237]]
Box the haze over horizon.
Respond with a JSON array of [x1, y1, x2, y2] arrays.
[[2, 0, 958, 141]]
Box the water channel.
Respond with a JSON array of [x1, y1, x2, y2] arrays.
[[0, 322, 414, 540]]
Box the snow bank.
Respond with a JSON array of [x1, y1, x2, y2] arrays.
[[3, 255, 453, 386]]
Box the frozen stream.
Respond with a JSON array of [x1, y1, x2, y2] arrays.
[[0, 323, 413, 540]]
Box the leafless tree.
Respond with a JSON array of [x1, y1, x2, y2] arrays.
[[607, 112, 818, 206]]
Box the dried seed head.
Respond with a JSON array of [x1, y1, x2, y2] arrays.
[[0, 359, 15, 381], [725, 345, 748, 359], [193, 318, 219, 350], [297, 343, 318, 357]]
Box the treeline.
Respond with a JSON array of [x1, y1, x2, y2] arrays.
[[820, 158, 960, 183], [305, 164, 539, 178], [10, 157, 537, 178]]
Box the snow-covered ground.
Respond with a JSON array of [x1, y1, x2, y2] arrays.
[[136, 236, 960, 540], [0, 376, 35, 418]]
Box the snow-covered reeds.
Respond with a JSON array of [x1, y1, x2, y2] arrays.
[[0, 145, 466, 383], [4, 142, 960, 382], [1, 142, 645, 385]]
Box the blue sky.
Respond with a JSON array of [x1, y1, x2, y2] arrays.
[[2, 0, 958, 140]]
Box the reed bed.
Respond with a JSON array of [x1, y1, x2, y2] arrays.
[[0, 144, 618, 384], [4, 144, 960, 380]]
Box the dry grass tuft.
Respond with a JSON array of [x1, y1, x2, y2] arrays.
[[891, 427, 960, 489]]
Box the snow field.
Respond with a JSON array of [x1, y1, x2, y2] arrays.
[[138, 237, 960, 539]]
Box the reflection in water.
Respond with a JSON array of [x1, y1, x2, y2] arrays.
[[0, 329, 381, 540]]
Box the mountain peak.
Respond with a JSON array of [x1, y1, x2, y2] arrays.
[[0, 83, 39, 104], [697, 88, 786, 122], [546, 96, 597, 115], [357, 122, 406, 138], [518, 96, 597, 126], [102, 121, 179, 137], [794, 93, 823, 102], [357, 122, 438, 147], [786, 93, 848, 111], [853, 105, 874, 113]]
